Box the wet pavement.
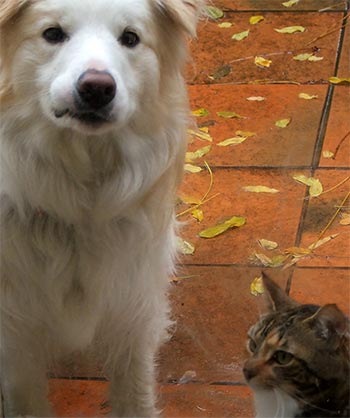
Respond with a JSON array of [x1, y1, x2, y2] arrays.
[[49, 1, 350, 416]]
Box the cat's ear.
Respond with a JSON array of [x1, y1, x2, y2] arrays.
[[261, 272, 298, 312], [305, 304, 348, 341]]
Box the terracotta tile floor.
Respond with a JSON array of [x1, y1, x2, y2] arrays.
[[49, 1, 350, 416]]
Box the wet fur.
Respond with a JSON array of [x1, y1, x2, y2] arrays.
[[0, 0, 202, 416]]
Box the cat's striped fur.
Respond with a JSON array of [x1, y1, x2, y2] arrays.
[[244, 273, 350, 418]]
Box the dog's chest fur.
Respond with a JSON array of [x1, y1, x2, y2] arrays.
[[0, 122, 178, 350]]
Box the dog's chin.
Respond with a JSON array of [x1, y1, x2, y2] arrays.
[[52, 108, 116, 135]]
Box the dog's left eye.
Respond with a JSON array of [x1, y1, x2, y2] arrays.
[[42, 27, 68, 44], [119, 30, 140, 48]]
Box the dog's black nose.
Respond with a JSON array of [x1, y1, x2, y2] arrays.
[[77, 70, 116, 109]]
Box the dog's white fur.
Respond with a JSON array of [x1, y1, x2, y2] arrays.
[[0, 0, 201, 416]]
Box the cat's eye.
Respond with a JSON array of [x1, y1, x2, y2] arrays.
[[119, 30, 140, 48], [42, 27, 68, 44], [273, 350, 294, 365], [247, 338, 257, 353]]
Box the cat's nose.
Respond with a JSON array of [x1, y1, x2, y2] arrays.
[[243, 366, 257, 381]]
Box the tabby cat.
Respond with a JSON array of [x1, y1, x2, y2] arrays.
[[244, 273, 350, 418]]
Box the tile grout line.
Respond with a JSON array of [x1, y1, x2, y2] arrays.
[[292, 2, 349, 262], [188, 165, 350, 171], [177, 263, 350, 270]]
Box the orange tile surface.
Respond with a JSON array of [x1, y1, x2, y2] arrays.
[[188, 13, 342, 84], [159, 267, 288, 383], [188, 84, 327, 167], [49, 380, 255, 418], [290, 268, 350, 314], [178, 168, 307, 265], [49, 2, 349, 417], [213, 0, 346, 11]]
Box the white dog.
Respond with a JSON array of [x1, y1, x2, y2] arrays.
[[0, 0, 202, 416]]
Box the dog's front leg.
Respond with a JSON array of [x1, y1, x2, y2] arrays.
[[109, 342, 159, 418], [1, 336, 53, 417]]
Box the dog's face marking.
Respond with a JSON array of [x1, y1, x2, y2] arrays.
[[1, 0, 167, 134]]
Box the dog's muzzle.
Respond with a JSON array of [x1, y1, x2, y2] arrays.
[[55, 69, 117, 125]]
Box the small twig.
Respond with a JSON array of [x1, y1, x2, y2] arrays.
[[332, 130, 350, 159], [202, 161, 214, 202], [319, 2, 346, 12], [176, 193, 220, 218], [312, 191, 350, 247], [305, 13, 349, 47], [321, 176, 350, 195]]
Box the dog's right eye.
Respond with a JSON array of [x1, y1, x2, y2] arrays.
[[42, 27, 67, 44]]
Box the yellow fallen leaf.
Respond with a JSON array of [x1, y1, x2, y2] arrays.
[[284, 246, 312, 256], [191, 108, 209, 117], [308, 56, 324, 62], [293, 53, 313, 61], [298, 93, 318, 100], [322, 150, 334, 158], [274, 26, 305, 34], [217, 111, 245, 119], [188, 129, 213, 142], [199, 216, 246, 238], [329, 77, 350, 84], [218, 22, 232, 28], [250, 15, 264, 25], [232, 30, 249, 41], [254, 56, 272, 68], [250, 276, 265, 296], [258, 239, 278, 250], [269, 255, 288, 267], [275, 118, 291, 128], [179, 195, 202, 205], [308, 234, 339, 250], [217, 137, 247, 146], [243, 185, 279, 193], [282, 0, 299, 7], [185, 145, 211, 162], [292, 174, 323, 197], [205, 5, 224, 19], [209, 64, 232, 81], [236, 130, 256, 137], [176, 237, 195, 255], [191, 209, 204, 222], [184, 163, 203, 173], [246, 96, 266, 101], [340, 214, 350, 225], [254, 253, 272, 266]]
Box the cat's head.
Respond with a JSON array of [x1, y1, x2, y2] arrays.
[[243, 273, 349, 396]]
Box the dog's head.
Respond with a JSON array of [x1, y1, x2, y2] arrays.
[[0, 0, 202, 134]]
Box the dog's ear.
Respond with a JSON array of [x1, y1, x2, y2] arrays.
[[156, 0, 203, 37], [0, 0, 29, 27]]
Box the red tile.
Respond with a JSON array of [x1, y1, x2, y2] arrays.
[[298, 169, 350, 267], [290, 268, 350, 315], [49, 379, 255, 418], [49, 379, 109, 417], [189, 13, 342, 84], [161, 384, 254, 418], [337, 26, 350, 78], [177, 168, 307, 265], [188, 84, 327, 167], [212, 0, 345, 11], [320, 86, 350, 168], [159, 266, 289, 383]]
